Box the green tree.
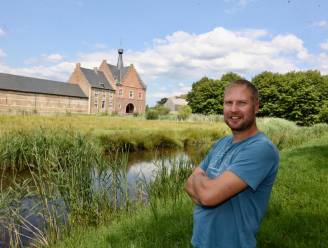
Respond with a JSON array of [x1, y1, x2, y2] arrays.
[[252, 70, 326, 126], [220, 72, 243, 84], [156, 97, 168, 106], [186, 77, 224, 115], [186, 73, 243, 115]]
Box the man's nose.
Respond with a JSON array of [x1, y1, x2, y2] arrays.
[[231, 103, 238, 112]]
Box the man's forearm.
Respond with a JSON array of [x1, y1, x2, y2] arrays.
[[185, 175, 201, 204], [185, 167, 207, 204]]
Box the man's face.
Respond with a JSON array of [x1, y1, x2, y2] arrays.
[[223, 85, 259, 132]]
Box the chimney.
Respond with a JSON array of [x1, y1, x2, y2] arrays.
[[93, 67, 98, 74], [76, 63, 81, 68]]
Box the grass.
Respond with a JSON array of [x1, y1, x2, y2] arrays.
[[51, 117, 328, 248], [0, 114, 229, 155], [0, 114, 327, 247], [257, 140, 328, 247]]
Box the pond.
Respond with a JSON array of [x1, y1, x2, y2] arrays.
[[0, 147, 205, 247]]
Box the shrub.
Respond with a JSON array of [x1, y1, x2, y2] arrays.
[[146, 110, 159, 120], [177, 105, 192, 120], [318, 104, 328, 124], [154, 105, 170, 115]]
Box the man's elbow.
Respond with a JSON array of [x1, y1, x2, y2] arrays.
[[197, 191, 221, 207]]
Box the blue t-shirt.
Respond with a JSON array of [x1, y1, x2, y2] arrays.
[[192, 132, 279, 248]]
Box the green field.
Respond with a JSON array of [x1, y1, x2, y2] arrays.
[[0, 114, 327, 247]]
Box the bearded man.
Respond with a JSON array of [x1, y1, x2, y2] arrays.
[[185, 79, 279, 248]]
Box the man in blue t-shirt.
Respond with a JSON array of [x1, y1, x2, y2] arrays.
[[185, 80, 279, 248]]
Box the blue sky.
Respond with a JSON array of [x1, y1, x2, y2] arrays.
[[1, 0, 328, 106]]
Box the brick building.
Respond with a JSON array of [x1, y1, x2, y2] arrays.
[[0, 49, 146, 115]]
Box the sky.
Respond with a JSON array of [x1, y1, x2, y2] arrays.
[[1, 0, 328, 106]]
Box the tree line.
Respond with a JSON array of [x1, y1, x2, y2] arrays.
[[186, 71, 328, 126]]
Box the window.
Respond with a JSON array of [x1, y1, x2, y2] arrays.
[[119, 89, 123, 96], [109, 101, 113, 107], [110, 93, 113, 98], [94, 91, 98, 97], [101, 100, 105, 109], [138, 92, 142, 99], [94, 100, 98, 109], [118, 104, 121, 109], [129, 90, 134, 99]]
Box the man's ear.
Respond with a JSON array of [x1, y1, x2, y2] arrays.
[[255, 100, 260, 114]]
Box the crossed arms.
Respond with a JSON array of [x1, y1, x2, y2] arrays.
[[185, 167, 248, 207]]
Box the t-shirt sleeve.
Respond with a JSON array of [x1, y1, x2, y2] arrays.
[[227, 141, 279, 191]]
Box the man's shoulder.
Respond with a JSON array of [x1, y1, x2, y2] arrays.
[[244, 132, 279, 161]]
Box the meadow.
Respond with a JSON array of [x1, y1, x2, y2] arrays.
[[0, 114, 327, 247]]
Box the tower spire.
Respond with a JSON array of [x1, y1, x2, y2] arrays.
[[117, 48, 124, 83]]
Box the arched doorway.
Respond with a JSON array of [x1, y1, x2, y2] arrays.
[[126, 103, 134, 114]]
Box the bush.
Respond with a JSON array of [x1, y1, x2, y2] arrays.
[[318, 103, 328, 123], [154, 105, 170, 115], [146, 110, 159, 120], [177, 105, 192, 120]]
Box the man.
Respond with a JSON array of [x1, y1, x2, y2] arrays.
[[185, 79, 279, 248]]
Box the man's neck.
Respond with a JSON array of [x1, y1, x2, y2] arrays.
[[232, 125, 259, 143]]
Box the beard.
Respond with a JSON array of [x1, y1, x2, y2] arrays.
[[224, 115, 256, 132]]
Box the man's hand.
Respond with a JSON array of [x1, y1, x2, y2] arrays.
[[185, 167, 205, 204], [185, 167, 248, 207]]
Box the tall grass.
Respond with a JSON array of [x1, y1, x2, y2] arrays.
[[52, 117, 328, 248], [258, 118, 328, 150], [0, 128, 126, 246], [1, 115, 328, 247], [53, 154, 195, 248]]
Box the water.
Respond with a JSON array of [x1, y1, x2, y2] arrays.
[[93, 149, 191, 205], [0, 148, 199, 247]]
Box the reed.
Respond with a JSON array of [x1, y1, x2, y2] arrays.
[[0, 128, 130, 246]]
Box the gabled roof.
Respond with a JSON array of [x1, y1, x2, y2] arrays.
[[80, 67, 114, 90], [107, 64, 129, 84], [106, 64, 147, 89], [0, 73, 87, 98]]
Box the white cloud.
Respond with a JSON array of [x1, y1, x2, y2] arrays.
[[320, 40, 328, 50], [0, 26, 318, 106], [316, 53, 328, 74], [1, 62, 74, 81], [24, 53, 65, 65], [94, 43, 107, 49], [0, 28, 6, 37], [123, 27, 307, 84], [311, 20, 327, 28], [224, 0, 254, 14], [224, 0, 252, 7], [44, 54, 64, 62]]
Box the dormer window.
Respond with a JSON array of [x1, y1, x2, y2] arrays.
[[119, 89, 123, 96], [100, 82, 105, 88]]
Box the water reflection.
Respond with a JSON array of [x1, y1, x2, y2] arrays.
[[0, 147, 205, 247], [93, 150, 191, 205]]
